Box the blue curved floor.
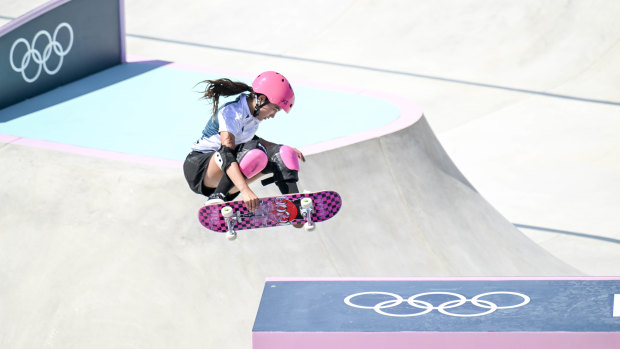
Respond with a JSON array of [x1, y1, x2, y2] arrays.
[[0, 61, 400, 161]]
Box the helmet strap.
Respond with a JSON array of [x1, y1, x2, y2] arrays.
[[253, 94, 270, 117]]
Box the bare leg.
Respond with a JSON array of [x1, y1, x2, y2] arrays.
[[203, 155, 224, 189]]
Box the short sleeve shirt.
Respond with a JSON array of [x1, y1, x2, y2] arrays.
[[191, 94, 260, 153]]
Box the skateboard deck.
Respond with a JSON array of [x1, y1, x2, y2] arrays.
[[198, 191, 342, 235]]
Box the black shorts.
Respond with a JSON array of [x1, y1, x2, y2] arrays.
[[183, 151, 216, 196]]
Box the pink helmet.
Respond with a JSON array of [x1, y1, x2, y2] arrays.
[[252, 71, 295, 113]]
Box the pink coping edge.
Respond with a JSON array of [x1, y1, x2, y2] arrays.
[[1, 56, 421, 166], [118, 0, 126, 63], [252, 332, 620, 349], [0, 0, 70, 37], [265, 276, 620, 282], [0, 135, 182, 168]]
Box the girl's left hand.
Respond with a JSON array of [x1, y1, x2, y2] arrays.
[[295, 148, 306, 162]]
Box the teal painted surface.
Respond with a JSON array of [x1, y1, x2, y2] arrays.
[[0, 62, 400, 160]]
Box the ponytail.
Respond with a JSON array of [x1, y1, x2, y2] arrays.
[[198, 78, 254, 120]]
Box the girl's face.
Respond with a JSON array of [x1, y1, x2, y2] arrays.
[[254, 95, 282, 121], [256, 102, 282, 121]]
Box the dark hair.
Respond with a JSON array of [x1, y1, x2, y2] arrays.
[[198, 78, 254, 120]]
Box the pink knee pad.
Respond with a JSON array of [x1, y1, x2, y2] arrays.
[[280, 145, 300, 171], [238, 149, 268, 178]]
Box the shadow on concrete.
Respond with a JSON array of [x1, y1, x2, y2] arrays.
[[515, 223, 620, 245]]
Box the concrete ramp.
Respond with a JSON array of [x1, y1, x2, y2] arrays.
[[287, 116, 578, 276], [0, 113, 580, 348]]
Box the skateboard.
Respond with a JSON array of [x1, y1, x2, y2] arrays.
[[198, 190, 342, 240]]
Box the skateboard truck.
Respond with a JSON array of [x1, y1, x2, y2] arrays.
[[300, 197, 315, 231], [221, 206, 238, 240]]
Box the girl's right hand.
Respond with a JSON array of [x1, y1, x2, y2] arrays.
[[241, 188, 259, 212]]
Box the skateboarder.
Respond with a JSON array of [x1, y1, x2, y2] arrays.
[[183, 71, 305, 212]]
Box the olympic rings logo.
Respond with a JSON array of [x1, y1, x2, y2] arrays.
[[9, 22, 74, 83], [344, 291, 530, 317]]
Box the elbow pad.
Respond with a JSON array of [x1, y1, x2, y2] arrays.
[[214, 145, 237, 171]]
